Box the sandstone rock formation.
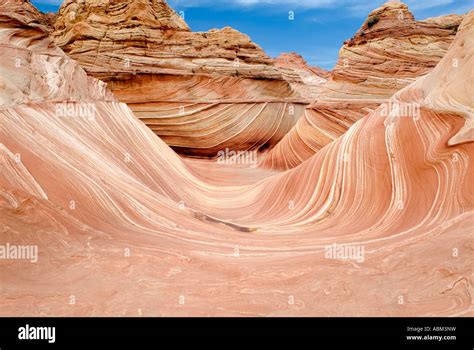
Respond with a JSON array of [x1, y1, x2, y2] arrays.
[[1, 0, 473, 317], [261, 1, 464, 170], [275, 52, 330, 79], [274, 52, 329, 99], [52, 0, 321, 156], [0, 0, 114, 107]]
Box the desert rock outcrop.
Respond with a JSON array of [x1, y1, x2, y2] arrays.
[[52, 0, 322, 156], [261, 2, 464, 170], [1, 0, 473, 317]]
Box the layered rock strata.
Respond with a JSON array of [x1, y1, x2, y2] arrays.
[[52, 0, 324, 156], [1, 1, 473, 317], [261, 2, 464, 170]]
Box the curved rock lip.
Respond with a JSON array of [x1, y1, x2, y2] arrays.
[[1, 0, 473, 317]]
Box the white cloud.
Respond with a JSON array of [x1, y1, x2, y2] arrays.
[[169, 0, 341, 9], [33, 0, 335, 9], [169, 0, 459, 10], [33, 0, 471, 19], [33, 0, 466, 13]]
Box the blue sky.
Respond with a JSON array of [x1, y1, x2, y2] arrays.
[[32, 0, 473, 70]]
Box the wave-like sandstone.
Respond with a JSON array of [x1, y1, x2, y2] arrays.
[[1, 1, 473, 316], [261, 2, 464, 170], [51, 0, 327, 156], [0, 0, 114, 106], [274, 52, 330, 99]]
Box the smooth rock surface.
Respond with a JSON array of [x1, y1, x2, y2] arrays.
[[0, 0, 473, 317]]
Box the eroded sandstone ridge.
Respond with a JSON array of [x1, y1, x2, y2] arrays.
[[261, 1, 464, 170], [52, 0, 324, 156], [0, 0, 114, 106], [274, 52, 330, 99], [1, 0, 473, 317]]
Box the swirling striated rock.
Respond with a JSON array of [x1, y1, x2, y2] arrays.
[[0, 0, 52, 28], [261, 1, 464, 170], [1, 1, 473, 317], [410, 16, 474, 146], [51, 0, 321, 156], [275, 53, 330, 77], [0, 0, 114, 106], [328, 2, 463, 100], [274, 52, 329, 99]]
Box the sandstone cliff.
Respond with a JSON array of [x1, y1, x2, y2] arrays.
[[1, 0, 473, 317], [52, 0, 320, 156], [262, 1, 464, 170]]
